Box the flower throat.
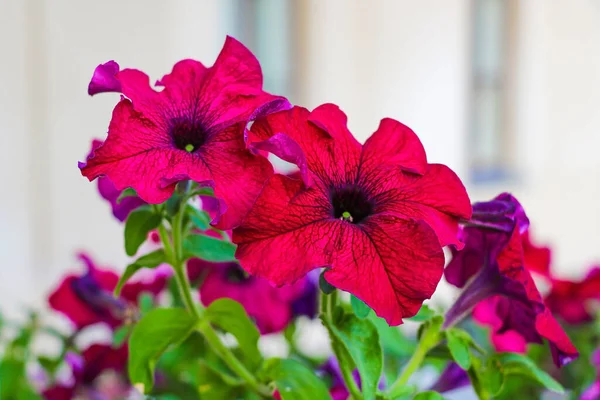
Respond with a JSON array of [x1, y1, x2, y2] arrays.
[[330, 185, 374, 224]]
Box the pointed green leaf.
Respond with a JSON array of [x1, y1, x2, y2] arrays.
[[258, 358, 331, 400], [128, 308, 196, 393], [351, 295, 371, 319], [114, 249, 166, 296], [116, 187, 137, 204], [112, 325, 131, 348], [187, 205, 211, 230], [183, 234, 236, 262], [445, 329, 471, 370], [204, 298, 262, 370], [413, 391, 445, 400], [124, 207, 162, 256], [495, 353, 565, 394], [406, 304, 435, 322], [324, 310, 382, 400], [319, 271, 336, 294]]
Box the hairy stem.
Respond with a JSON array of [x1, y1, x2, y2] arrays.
[[320, 290, 363, 400]]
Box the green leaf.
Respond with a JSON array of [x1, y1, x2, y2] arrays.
[[183, 234, 236, 262], [258, 358, 331, 400], [128, 308, 197, 393], [413, 391, 444, 400], [117, 187, 137, 204], [445, 329, 471, 370], [114, 249, 166, 296], [124, 207, 162, 256], [351, 295, 371, 319], [319, 271, 336, 294], [138, 292, 155, 314], [325, 310, 382, 400], [113, 325, 130, 348], [495, 353, 565, 394], [204, 298, 262, 370], [187, 205, 211, 230], [369, 313, 416, 357], [407, 304, 435, 322], [479, 357, 503, 396]]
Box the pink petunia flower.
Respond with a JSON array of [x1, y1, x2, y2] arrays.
[[43, 344, 129, 400], [48, 254, 166, 330], [233, 105, 471, 325], [80, 37, 290, 230], [545, 267, 600, 325], [444, 194, 578, 367], [187, 259, 317, 334], [86, 139, 147, 222]]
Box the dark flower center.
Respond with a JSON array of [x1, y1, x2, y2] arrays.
[[169, 118, 207, 152], [225, 264, 251, 284], [330, 185, 374, 224]]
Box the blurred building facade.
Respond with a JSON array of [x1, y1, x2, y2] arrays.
[[1, 0, 599, 310]]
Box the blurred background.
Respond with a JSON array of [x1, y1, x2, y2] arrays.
[[1, 0, 599, 313]]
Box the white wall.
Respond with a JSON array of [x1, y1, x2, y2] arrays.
[[1, 0, 599, 312]]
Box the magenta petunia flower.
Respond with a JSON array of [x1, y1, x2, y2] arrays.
[[80, 37, 290, 229], [233, 105, 471, 325], [187, 259, 317, 334], [581, 349, 600, 400], [43, 344, 129, 400], [86, 139, 147, 222], [429, 362, 470, 394], [48, 253, 166, 330], [545, 267, 600, 325], [444, 195, 578, 367]]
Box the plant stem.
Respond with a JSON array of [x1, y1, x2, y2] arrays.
[[197, 320, 272, 397], [387, 324, 440, 397], [158, 200, 270, 397], [320, 290, 363, 400]]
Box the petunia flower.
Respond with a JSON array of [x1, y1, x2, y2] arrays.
[[86, 139, 147, 222], [42, 344, 129, 400], [188, 259, 318, 334], [581, 349, 600, 400], [545, 267, 600, 324], [444, 194, 578, 367], [48, 253, 166, 330], [80, 36, 290, 230], [429, 362, 470, 394], [522, 230, 552, 279], [233, 105, 471, 325]]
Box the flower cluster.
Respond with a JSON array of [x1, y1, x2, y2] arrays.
[[4, 35, 593, 400]]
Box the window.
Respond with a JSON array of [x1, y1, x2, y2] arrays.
[[469, 0, 518, 183]]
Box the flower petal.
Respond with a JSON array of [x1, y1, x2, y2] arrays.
[[80, 99, 204, 203], [369, 163, 472, 248], [233, 174, 332, 284], [535, 309, 579, 367], [361, 118, 428, 175], [250, 106, 361, 187], [200, 124, 274, 230], [325, 214, 445, 326], [88, 60, 121, 96]]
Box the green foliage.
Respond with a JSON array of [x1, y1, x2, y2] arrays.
[[406, 304, 436, 322], [114, 249, 166, 296], [351, 295, 372, 319], [128, 308, 197, 393], [444, 328, 472, 370], [258, 358, 331, 400], [116, 187, 137, 203], [186, 205, 211, 230], [412, 391, 445, 400], [204, 298, 262, 370], [183, 234, 236, 262], [318, 271, 336, 294], [494, 353, 565, 394], [324, 308, 383, 400], [124, 207, 162, 256]]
